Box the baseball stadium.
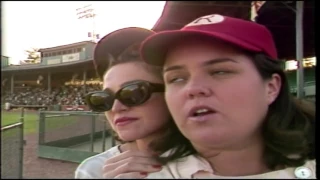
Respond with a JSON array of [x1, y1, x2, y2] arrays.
[[1, 1, 315, 179]]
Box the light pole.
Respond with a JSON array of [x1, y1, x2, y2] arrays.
[[76, 4, 99, 42], [296, 1, 304, 98]]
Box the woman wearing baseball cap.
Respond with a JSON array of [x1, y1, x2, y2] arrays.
[[139, 14, 315, 178], [75, 27, 186, 178]]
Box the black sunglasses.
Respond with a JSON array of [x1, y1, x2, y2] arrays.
[[85, 80, 165, 112]]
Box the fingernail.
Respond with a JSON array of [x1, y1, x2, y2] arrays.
[[140, 172, 148, 176], [152, 165, 162, 169]]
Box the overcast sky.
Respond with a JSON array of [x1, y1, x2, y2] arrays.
[[2, 1, 166, 64]]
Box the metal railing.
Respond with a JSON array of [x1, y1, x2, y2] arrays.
[[38, 111, 116, 162], [290, 81, 315, 93]]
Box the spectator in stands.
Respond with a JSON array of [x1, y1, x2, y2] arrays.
[[1, 83, 101, 108], [72, 14, 316, 179], [136, 14, 315, 178], [4, 102, 10, 111], [75, 27, 179, 178], [76, 15, 315, 179]]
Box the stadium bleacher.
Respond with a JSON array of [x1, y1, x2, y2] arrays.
[[1, 83, 101, 107]]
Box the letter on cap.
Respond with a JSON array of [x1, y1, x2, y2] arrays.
[[185, 14, 225, 27]]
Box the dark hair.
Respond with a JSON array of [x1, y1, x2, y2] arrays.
[[101, 42, 163, 144], [104, 43, 162, 80], [151, 53, 315, 170]]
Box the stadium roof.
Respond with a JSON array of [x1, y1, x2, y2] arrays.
[[152, 1, 315, 60], [39, 41, 96, 52], [1, 59, 93, 73]]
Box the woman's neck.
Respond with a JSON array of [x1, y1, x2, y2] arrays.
[[193, 135, 270, 176], [120, 133, 162, 154], [136, 138, 152, 152], [119, 142, 139, 152], [136, 132, 163, 155]]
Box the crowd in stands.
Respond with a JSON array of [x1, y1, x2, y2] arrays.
[[1, 83, 315, 108], [1, 84, 101, 106]]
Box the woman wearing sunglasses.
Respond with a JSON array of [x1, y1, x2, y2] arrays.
[[75, 28, 183, 178], [137, 14, 315, 178]]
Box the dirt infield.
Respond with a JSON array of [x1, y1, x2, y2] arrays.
[[2, 110, 108, 179], [21, 111, 107, 179], [23, 134, 79, 179]]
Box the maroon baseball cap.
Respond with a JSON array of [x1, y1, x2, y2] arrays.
[[140, 14, 277, 66], [94, 27, 155, 79]]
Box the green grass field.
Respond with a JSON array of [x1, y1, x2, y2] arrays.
[[1, 111, 77, 135]]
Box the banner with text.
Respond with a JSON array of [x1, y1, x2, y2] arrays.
[[62, 53, 80, 63], [47, 59, 61, 65]]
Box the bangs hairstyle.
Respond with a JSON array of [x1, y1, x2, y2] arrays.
[[103, 43, 163, 80], [151, 54, 315, 170], [101, 42, 163, 144]]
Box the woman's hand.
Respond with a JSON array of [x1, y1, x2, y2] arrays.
[[102, 150, 162, 178]]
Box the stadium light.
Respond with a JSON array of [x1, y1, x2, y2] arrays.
[[76, 4, 100, 42]]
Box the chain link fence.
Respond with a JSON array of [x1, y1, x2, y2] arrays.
[[38, 111, 115, 162], [1, 109, 24, 179]]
